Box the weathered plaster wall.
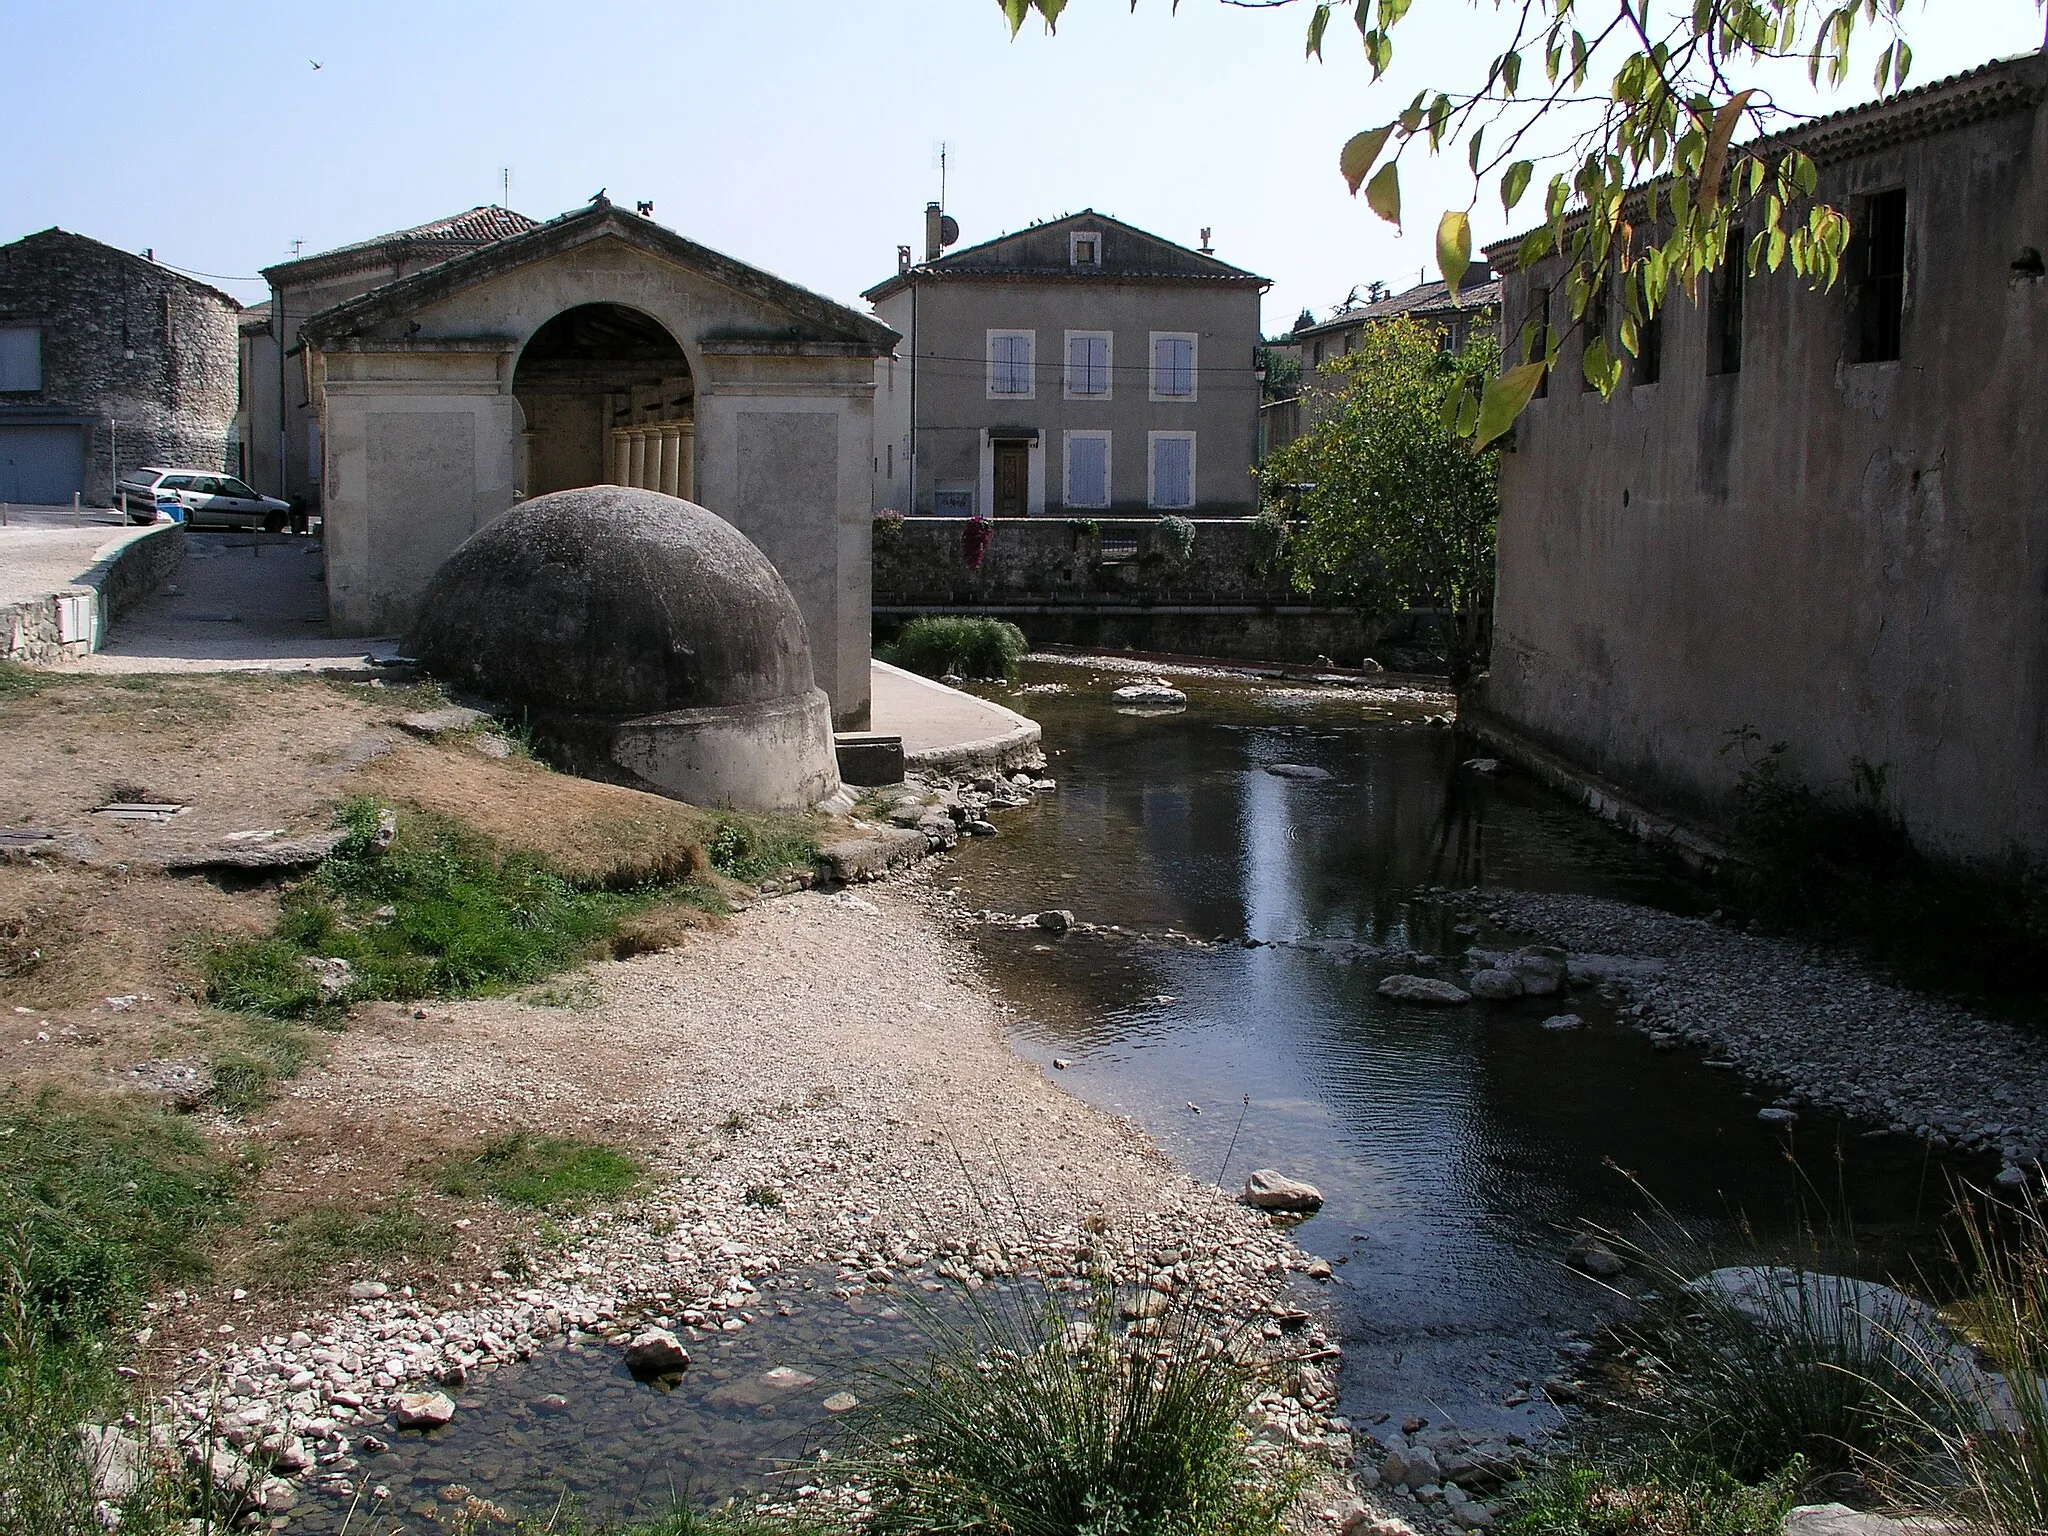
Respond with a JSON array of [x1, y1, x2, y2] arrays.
[[872, 516, 1371, 664], [313, 238, 879, 726], [1478, 61, 2048, 860], [0, 523, 185, 663], [0, 231, 239, 504]]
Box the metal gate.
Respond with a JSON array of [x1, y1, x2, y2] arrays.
[[0, 425, 85, 504]]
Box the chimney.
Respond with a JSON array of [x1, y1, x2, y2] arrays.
[[897, 244, 912, 275], [924, 202, 945, 263], [1199, 227, 1214, 255]]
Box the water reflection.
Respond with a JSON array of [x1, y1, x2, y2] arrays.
[[955, 663, 1972, 1433]]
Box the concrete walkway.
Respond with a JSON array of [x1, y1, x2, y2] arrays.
[[0, 506, 151, 608], [64, 533, 399, 675], [868, 658, 1042, 772]]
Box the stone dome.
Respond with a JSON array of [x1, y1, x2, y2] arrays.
[[407, 485, 817, 718]]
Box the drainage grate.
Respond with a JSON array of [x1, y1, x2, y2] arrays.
[[94, 802, 189, 822]]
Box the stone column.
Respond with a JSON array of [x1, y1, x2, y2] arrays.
[[627, 430, 647, 490], [658, 425, 682, 497], [677, 424, 695, 502], [610, 429, 631, 486]]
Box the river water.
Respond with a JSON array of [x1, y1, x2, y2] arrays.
[[946, 660, 1966, 1436], [303, 658, 1966, 1528]]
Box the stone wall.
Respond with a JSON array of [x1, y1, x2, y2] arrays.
[[1479, 54, 2048, 862], [871, 516, 1373, 665], [0, 230, 241, 503], [1, 522, 185, 663]]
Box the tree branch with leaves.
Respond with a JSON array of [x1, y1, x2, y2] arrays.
[[999, 0, 1960, 443]]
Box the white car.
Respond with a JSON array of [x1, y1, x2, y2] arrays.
[[115, 468, 293, 530]]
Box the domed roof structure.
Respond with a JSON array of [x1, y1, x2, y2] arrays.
[[407, 486, 841, 812], [408, 485, 816, 718]]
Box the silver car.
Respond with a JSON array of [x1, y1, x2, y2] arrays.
[[116, 468, 293, 530]]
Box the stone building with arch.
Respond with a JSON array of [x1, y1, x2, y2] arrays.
[[296, 200, 897, 727]]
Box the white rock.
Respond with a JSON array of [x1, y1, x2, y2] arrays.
[[1541, 1014, 1583, 1030], [1111, 682, 1187, 710], [1780, 1505, 1911, 1536], [391, 1391, 456, 1429], [76, 1424, 143, 1500], [822, 1391, 859, 1412], [1377, 974, 1471, 1006], [1759, 1107, 1799, 1126], [1565, 1233, 1626, 1278], [624, 1328, 691, 1374], [346, 1281, 388, 1301], [1243, 1170, 1325, 1212]]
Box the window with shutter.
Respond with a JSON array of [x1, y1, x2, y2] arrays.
[[987, 330, 1035, 398], [0, 328, 42, 393], [1149, 333, 1197, 400], [1065, 331, 1112, 398], [1148, 432, 1195, 509], [1064, 432, 1110, 508]]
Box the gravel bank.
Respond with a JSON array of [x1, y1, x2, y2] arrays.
[[1482, 891, 2048, 1174], [141, 878, 1365, 1519]]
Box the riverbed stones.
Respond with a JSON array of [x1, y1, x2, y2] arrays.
[[1468, 969, 1522, 1001], [1759, 1106, 1799, 1126], [1509, 946, 1567, 996], [1383, 1442, 1441, 1489], [1780, 1505, 1913, 1536], [821, 1391, 859, 1412], [1112, 681, 1188, 709], [623, 1327, 690, 1376], [1541, 1014, 1583, 1030], [392, 1391, 456, 1429], [1034, 909, 1074, 934], [1377, 974, 1471, 1005], [1565, 1233, 1626, 1278], [1244, 1169, 1325, 1211], [1266, 763, 1332, 781]]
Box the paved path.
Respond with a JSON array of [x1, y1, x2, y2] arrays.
[[0, 506, 150, 608], [868, 659, 1042, 771], [63, 532, 398, 674]]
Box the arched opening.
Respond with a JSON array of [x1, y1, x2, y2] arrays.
[[512, 303, 694, 498]]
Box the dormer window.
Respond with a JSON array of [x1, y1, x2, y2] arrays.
[[1070, 232, 1101, 268]]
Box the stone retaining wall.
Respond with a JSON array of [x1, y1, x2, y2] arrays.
[[871, 516, 1373, 666], [0, 523, 184, 664]]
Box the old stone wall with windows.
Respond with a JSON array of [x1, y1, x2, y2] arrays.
[[1473, 53, 2048, 861], [0, 229, 240, 505]]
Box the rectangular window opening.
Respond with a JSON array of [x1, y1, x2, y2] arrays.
[[0, 327, 43, 393], [1634, 313, 1663, 386], [1855, 189, 1906, 363], [1150, 333, 1197, 400], [1065, 431, 1110, 509], [1581, 281, 1610, 392], [1065, 332, 1112, 398], [1148, 432, 1195, 510], [1071, 232, 1102, 267], [1708, 230, 1745, 375], [1527, 287, 1551, 399], [987, 330, 1035, 398]]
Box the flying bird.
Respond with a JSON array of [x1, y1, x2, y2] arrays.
[[309, 59, 322, 69]]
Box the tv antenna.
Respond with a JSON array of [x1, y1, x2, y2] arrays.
[[500, 167, 511, 206], [932, 140, 951, 209]]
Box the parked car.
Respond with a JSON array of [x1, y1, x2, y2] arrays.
[[115, 468, 292, 530]]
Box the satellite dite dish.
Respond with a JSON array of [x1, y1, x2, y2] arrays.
[[939, 214, 960, 248]]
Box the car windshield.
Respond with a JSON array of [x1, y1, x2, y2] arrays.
[[219, 479, 258, 499]]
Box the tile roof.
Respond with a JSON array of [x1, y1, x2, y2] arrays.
[[1297, 271, 1499, 338], [265, 206, 539, 281]]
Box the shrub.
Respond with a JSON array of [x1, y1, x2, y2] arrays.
[[843, 1275, 1301, 1536], [962, 512, 995, 569], [706, 813, 819, 884], [873, 509, 906, 538], [1152, 514, 1197, 567], [884, 615, 1028, 682], [1508, 1457, 1801, 1536], [437, 1133, 642, 1210]]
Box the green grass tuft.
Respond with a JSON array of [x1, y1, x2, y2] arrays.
[[842, 1275, 1302, 1536], [705, 813, 818, 885], [437, 1132, 642, 1210], [1507, 1457, 1801, 1536], [880, 615, 1029, 682], [248, 1199, 448, 1290], [201, 798, 696, 1018]]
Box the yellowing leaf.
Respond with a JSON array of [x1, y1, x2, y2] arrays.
[[1366, 162, 1402, 227], [1698, 89, 1755, 214], [1437, 210, 1472, 295], [1474, 362, 1546, 449], [1501, 159, 1534, 216], [1340, 127, 1394, 196]]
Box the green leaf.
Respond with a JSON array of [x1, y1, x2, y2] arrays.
[[1307, 3, 1332, 58], [1502, 49, 1521, 94], [1437, 210, 1473, 294], [1501, 160, 1534, 216], [1034, 0, 1066, 25], [999, 0, 1031, 35], [1475, 363, 1547, 449], [1340, 126, 1394, 196], [1366, 162, 1402, 227]]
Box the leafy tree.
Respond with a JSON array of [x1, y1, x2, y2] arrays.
[[1258, 340, 1303, 399], [997, 0, 1941, 443], [1260, 317, 1500, 686], [1293, 306, 1318, 334]]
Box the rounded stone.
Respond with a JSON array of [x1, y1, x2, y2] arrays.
[[407, 486, 839, 811]]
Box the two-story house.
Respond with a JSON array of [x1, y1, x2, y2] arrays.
[[864, 209, 1267, 518]]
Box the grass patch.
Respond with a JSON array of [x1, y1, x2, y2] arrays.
[[0, 660, 49, 698], [1724, 737, 2048, 1002], [744, 1185, 782, 1208], [245, 1199, 448, 1290], [706, 813, 819, 886], [880, 615, 1029, 682], [200, 799, 711, 1018], [1508, 1456, 1801, 1536], [437, 1132, 642, 1210], [206, 1016, 314, 1114], [842, 1275, 1302, 1536]]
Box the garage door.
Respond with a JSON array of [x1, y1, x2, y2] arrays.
[[0, 425, 85, 505]]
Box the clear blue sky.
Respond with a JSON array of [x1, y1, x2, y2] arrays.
[[3, 0, 2039, 330]]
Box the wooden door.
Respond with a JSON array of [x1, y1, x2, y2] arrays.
[[993, 441, 1029, 517]]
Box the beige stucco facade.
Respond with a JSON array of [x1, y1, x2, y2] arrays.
[[1474, 54, 2048, 862], [864, 210, 1267, 519], [301, 204, 896, 728]]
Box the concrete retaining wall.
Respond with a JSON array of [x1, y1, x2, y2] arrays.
[[872, 516, 1372, 665], [0, 522, 184, 663]]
